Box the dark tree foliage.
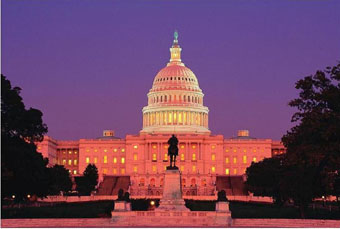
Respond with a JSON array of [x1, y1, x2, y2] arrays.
[[281, 63, 340, 217], [1, 75, 49, 201], [48, 165, 73, 195], [76, 164, 98, 195], [246, 156, 286, 205]]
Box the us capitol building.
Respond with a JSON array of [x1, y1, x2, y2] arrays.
[[37, 32, 285, 198]]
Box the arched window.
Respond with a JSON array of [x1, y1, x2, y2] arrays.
[[150, 178, 155, 187], [140, 178, 145, 187], [186, 191, 190, 196], [182, 178, 186, 187], [157, 97, 159, 103], [160, 178, 164, 187], [184, 96, 186, 102], [188, 96, 190, 102], [201, 179, 207, 186], [191, 178, 196, 186], [165, 95, 167, 102], [161, 96, 163, 102]]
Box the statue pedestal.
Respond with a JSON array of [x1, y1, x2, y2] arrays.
[[156, 169, 189, 211]]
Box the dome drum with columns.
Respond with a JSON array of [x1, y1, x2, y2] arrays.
[[141, 32, 210, 135]]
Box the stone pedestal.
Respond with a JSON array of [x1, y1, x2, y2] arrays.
[[114, 201, 130, 211], [216, 201, 230, 212], [156, 169, 189, 211]]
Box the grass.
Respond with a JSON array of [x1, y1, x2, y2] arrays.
[[2, 199, 340, 219]]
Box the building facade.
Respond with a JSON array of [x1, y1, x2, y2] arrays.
[[37, 32, 285, 197]]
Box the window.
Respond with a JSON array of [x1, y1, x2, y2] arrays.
[[243, 155, 247, 164], [192, 145, 196, 149], [152, 153, 157, 161], [253, 157, 257, 162], [180, 145, 185, 149], [225, 168, 230, 175], [133, 166, 138, 172], [113, 168, 117, 174], [211, 154, 216, 161], [233, 157, 237, 164], [225, 149, 229, 152], [180, 154, 185, 161], [86, 157, 90, 164], [113, 148, 117, 152], [73, 170, 77, 175], [152, 145, 157, 149], [201, 179, 207, 186], [104, 155, 108, 163], [152, 165, 157, 172], [74, 159, 77, 166], [94, 157, 98, 164], [69, 151, 72, 154], [140, 178, 145, 186], [62, 159, 66, 165], [180, 165, 184, 172], [113, 157, 117, 163], [233, 168, 237, 175], [164, 153, 168, 161], [74, 151, 78, 154], [104, 149, 107, 152], [150, 178, 155, 187], [182, 178, 186, 187], [133, 145, 138, 149], [233, 149, 237, 153], [133, 154, 138, 161], [121, 148, 125, 152], [192, 153, 196, 161], [121, 157, 125, 164], [225, 157, 229, 164], [192, 165, 196, 172], [211, 145, 216, 149], [68, 159, 72, 165], [211, 166, 216, 173], [121, 168, 125, 174], [103, 168, 108, 174], [94, 149, 98, 152]]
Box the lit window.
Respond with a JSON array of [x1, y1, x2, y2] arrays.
[[113, 168, 117, 174], [253, 149, 257, 153], [86, 149, 89, 152], [233, 168, 237, 174], [133, 145, 138, 149], [164, 145, 167, 149], [94, 149, 98, 152], [113, 157, 117, 163], [192, 165, 196, 172], [152, 153, 157, 161], [73, 170, 77, 175], [152, 165, 157, 172], [113, 148, 117, 152], [181, 154, 185, 161], [211, 166, 216, 173], [74, 159, 77, 165], [121, 168, 125, 174], [164, 166, 167, 171], [243, 155, 247, 164], [211, 154, 216, 161], [180, 145, 184, 149], [133, 166, 138, 172], [69, 151, 72, 154], [243, 149, 246, 152], [152, 145, 156, 149], [74, 151, 78, 154], [225, 157, 229, 164], [62, 159, 66, 165], [253, 157, 257, 162], [164, 153, 168, 161], [121, 157, 125, 164], [233, 149, 236, 153], [121, 148, 125, 152], [103, 168, 108, 174], [86, 157, 90, 164], [225, 168, 230, 175], [225, 149, 229, 152], [192, 153, 196, 161], [192, 145, 196, 149], [211, 145, 215, 149], [63, 151, 66, 154], [94, 157, 98, 164], [133, 154, 138, 161], [68, 159, 72, 165], [233, 157, 237, 164], [180, 165, 184, 172], [104, 149, 107, 152], [102, 155, 107, 163]]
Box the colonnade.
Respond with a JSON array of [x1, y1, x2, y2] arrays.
[[143, 110, 208, 128]]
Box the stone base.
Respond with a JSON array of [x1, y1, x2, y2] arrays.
[[216, 201, 230, 212], [113, 201, 130, 211], [111, 210, 232, 227]]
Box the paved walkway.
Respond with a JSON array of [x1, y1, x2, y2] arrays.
[[2, 218, 340, 228]]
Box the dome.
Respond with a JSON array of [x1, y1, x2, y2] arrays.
[[140, 31, 210, 135], [151, 65, 201, 92]]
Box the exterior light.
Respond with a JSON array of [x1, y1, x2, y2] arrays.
[[12, 195, 15, 199], [27, 194, 31, 198], [150, 200, 155, 206]]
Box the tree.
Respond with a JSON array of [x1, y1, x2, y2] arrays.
[[246, 155, 287, 205], [76, 164, 98, 195], [1, 74, 49, 201], [281, 63, 340, 217], [48, 165, 73, 195]]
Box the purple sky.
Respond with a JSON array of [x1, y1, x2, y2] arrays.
[[2, 0, 340, 141]]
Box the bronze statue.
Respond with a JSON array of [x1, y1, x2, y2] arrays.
[[167, 134, 179, 169]]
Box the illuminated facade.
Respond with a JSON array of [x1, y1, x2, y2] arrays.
[[37, 32, 285, 197]]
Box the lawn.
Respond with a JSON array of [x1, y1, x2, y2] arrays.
[[2, 199, 339, 219]]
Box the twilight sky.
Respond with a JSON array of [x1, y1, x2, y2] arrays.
[[2, 0, 340, 140]]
